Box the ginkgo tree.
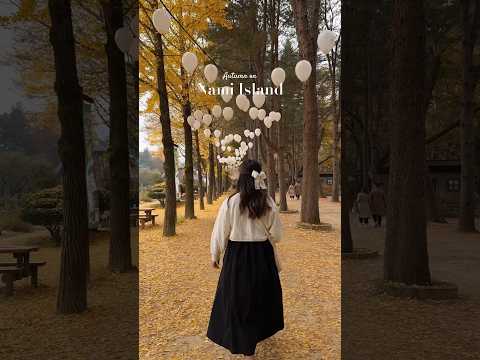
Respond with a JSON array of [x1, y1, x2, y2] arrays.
[[139, 0, 230, 233]]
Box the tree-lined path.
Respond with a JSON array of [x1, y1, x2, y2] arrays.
[[140, 198, 340, 359]]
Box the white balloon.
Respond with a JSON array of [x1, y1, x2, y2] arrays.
[[203, 129, 211, 137], [204, 64, 218, 83], [248, 142, 254, 149], [215, 141, 220, 147], [236, 94, 248, 111], [269, 111, 276, 118], [221, 145, 226, 151], [227, 146, 232, 151], [114, 27, 134, 53], [152, 8, 171, 34], [317, 30, 338, 55], [271, 67, 286, 87], [244, 129, 250, 137], [252, 92, 266, 108], [257, 109, 266, 120], [295, 60, 312, 82], [249, 107, 259, 120], [186, 115, 195, 127], [202, 114, 213, 126], [221, 86, 233, 103], [273, 112, 281, 122], [193, 109, 203, 122], [255, 128, 261, 136], [234, 134, 242, 143], [212, 105, 222, 118], [192, 119, 201, 130], [248, 132, 255, 139], [182, 52, 198, 75], [264, 117, 272, 128], [242, 97, 250, 112], [223, 107, 234, 121], [214, 129, 221, 138]]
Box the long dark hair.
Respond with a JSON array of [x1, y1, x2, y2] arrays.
[[229, 159, 270, 219]]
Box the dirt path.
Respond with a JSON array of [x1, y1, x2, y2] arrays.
[[343, 217, 480, 359], [140, 197, 341, 359], [0, 233, 138, 360]]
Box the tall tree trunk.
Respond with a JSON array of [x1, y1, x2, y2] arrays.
[[267, 147, 276, 200], [459, 0, 479, 232], [102, 0, 132, 273], [207, 142, 215, 204], [182, 100, 195, 219], [384, 0, 431, 285], [277, 120, 288, 211], [194, 131, 205, 210], [330, 72, 340, 202], [48, 0, 89, 313], [291, 0, 321, 224], [155, 34, 176, 236], [216, 154, 222, 197]]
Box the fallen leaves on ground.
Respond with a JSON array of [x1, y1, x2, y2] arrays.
[[140, 197, 341, 360]]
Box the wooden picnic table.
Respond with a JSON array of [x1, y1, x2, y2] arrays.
[[0, 245, 45, 296], [130, 208, 157, 228], [139, 208, 155, 216], [0, 245, 39, 265]]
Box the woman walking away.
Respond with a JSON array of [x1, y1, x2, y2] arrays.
[[356, 188, 371, 226], [369, 183, 387, 227], [288, 183, 296, 199], [207, 159, 284, 359]]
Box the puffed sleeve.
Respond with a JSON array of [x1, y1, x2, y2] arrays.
[[210, 198, 231, 263], [267, 197, 282, 243]]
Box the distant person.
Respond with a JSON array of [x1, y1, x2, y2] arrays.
[[207, 160, 284, 358], [288, 184, 295, 199], [294, 181, 301, 200], [356, 188, 371, 226], [370, 183, 387, 227]]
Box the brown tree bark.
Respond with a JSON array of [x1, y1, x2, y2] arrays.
[[384, 0, 431, 285], [182, 100, 195, 219], [102, 0, 133, 273], [207, 143, 214, 204], [459, 0, 480, 232], [216, 152, 222, 197], [155, 34, 176, 236], [194, 131, 205, 210], [48, 0, 89, 313], [291, 0, 321, 224]]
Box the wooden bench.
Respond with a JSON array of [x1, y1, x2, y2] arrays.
[[0, 262, 46, 293], [138, 214, 158, 228]]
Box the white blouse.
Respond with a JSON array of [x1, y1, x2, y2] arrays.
[[210, 193, 282, 263]]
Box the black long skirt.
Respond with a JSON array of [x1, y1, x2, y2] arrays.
[[207, 240, 284, 356]]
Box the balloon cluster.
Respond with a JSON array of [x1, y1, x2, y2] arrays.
[[150, 7, 338, 171]]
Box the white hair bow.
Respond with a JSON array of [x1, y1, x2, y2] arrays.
[[251, 170, 267, 190]]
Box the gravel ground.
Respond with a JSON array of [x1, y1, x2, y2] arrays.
[[140, 197, 341, 360]]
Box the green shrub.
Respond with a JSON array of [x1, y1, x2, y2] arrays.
[[0, 210, 34, 233], [140, 190, 152, 202], [22, 186, 63, 246], [147, 183, 166, 208]]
